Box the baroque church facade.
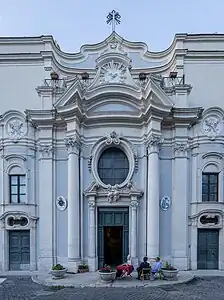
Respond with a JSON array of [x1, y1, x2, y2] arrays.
[[0, 31, 223, 272]]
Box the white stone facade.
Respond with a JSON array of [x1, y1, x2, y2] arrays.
[[0, 32, 224, 271]]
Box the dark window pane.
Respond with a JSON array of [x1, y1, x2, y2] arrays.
[[9, 174, 26, 204], [97, 147, 129, 185], [202, 194, 208, 202], [202, 173, 218, 202]]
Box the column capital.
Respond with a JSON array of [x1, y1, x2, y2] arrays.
[[146, 134, 163, 154], [130, 200, 139, 209], [65, 136, 81, 154], [38, 144, 53, 159], [174, 142, 189, 157]]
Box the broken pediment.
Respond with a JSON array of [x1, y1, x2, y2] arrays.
[[84, 181, 143, 203]]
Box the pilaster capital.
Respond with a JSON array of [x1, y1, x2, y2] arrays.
[[38, 144, 53, 159], [145, 134, 163, 154], [65, 136, 81, 154], [174, 142, 189, 157], [88, 200, 96, 210], [130, 200, 139, 209]]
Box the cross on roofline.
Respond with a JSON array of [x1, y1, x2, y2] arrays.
[[106, 10, 121, 33]]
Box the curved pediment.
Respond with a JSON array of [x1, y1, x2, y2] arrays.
[[55, 32, 178, 72], [86, 100, 141, 117]]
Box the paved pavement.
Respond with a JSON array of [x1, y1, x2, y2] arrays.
[[32, 270, 194, 288], [1, 276, 224, 299]]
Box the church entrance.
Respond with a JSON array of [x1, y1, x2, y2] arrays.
[[97, 207, 129, 268], [104, 226, 123, 266]]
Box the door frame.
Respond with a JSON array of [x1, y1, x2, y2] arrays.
[[0, 212, 38, 271], [197, 228, 219, 270], [9, 230, 31, 270], [97, 207, 129, 268]]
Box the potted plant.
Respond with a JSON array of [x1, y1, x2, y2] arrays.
[[78, 264, 89, 273], [97, 265, 116, 282], [50, 264, 67, 279], [161, 261, 179, 280]]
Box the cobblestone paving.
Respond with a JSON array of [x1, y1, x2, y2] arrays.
[[0, 276, 224, 299]]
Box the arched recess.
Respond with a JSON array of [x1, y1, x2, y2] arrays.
[[4, 155, 28, 204], [197, 152, 224, 203]]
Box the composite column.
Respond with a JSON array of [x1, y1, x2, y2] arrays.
[[146, 135, 161, 258], [130, 199, 138, 266], [65, 136, 81, 271], [88, 198, 96, 271]]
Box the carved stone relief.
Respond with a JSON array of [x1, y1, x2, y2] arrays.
[[6, 118, 27, 142], [190, 211, 223, 229], [39, 144, 53, 157], [202, 115, 223, 139], [56, 196, 67, 211], [0, 212, 38, 230], [174, 142, 189, 153], [85, 181, 143, 204], [105, 130, 120, 145], [100, 61, 127, 84]]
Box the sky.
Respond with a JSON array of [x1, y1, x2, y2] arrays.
[[0, 0, 223, 53]]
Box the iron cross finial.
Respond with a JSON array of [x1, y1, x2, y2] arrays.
[[106, 10, 121, 32]]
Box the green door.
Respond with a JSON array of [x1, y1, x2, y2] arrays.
[[98, 207, 129, 268], [197, 229, 219, 269], [9, 230, 30, 270]]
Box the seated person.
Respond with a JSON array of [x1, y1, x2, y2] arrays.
[[116, 254, 134, 278], [151, 256, 162, 277], [136, 256, 150, 280]]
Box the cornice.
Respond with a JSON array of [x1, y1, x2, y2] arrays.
[[25, 109, 56, 126]]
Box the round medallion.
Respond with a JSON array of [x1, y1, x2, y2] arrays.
[[160, 196, 171, 211], [202, 116, 222, 138], [56, 196, 67, 211]]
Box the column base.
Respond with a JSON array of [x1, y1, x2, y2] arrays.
[[67, 259, 81, 273], [172, 256, 188, 270], [88, 256, 97, 272], [131, 257, 139, 269], [38, 256, 53, 271]]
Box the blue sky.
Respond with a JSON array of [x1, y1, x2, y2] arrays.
[[0, 0, 223, 53]]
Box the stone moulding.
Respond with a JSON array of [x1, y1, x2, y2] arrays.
[[88, 131, 138, 185], [189, 209, 223, 229], [84, 181, 143, 203]]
